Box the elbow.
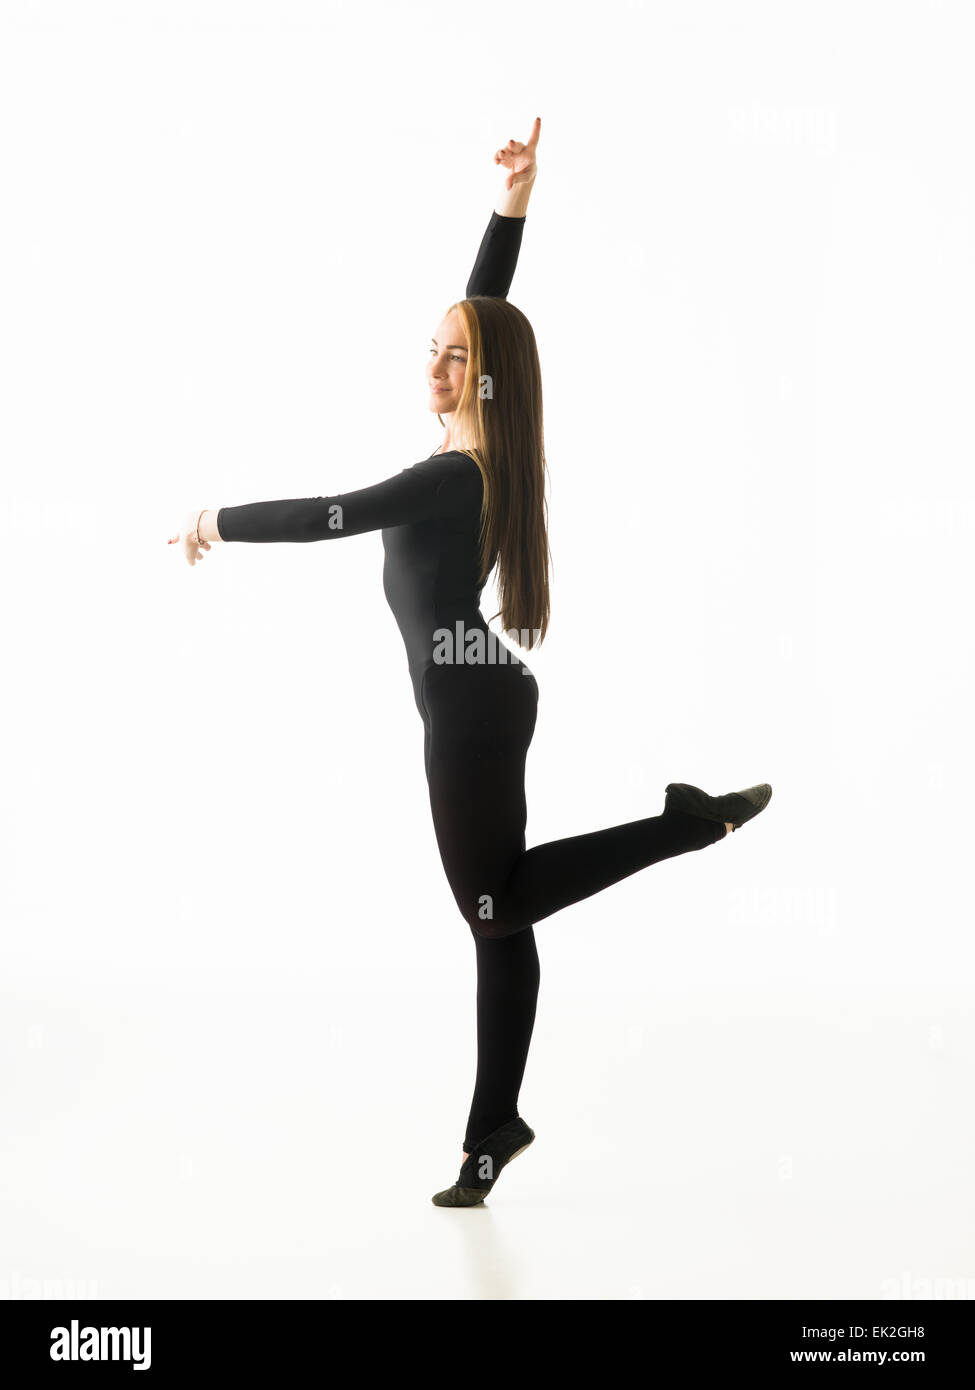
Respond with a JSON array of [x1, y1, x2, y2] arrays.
[[298, 498, 345, 542]]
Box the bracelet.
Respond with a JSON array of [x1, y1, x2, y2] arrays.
[[195, 508, 207, 545]]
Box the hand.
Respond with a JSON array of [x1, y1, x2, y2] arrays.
[[494, 116, 541, 191], [167, 509, 211, 566]]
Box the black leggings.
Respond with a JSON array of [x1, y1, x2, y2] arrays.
[[419, 662, 726, 1152]]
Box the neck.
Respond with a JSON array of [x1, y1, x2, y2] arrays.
[[440, 420, 472, 456]]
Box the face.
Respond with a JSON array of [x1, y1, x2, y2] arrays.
[[428, 308, 469, 414]]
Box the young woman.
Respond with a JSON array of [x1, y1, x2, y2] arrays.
[[169, 117, 772, 1207]]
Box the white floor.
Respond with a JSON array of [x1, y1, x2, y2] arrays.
[[3, 947, 971, 1301]]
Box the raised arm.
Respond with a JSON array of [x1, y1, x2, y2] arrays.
[[466, 213, 526, 299], [465, 116, 540, 300]]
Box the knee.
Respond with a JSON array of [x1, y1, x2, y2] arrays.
[[470, 917, 507, 940], [465, 905, 524, 941], [458, 888, 528, 940]]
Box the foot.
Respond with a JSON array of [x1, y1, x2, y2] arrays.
[[665, 782, 772, 834], [434, 1118, 536, 1207]]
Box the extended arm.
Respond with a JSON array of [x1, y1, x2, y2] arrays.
[[200, 456, 477, 545]]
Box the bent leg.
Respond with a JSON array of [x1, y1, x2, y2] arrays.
[[493, 805, 725, 936], [425, 665, 724, 941]]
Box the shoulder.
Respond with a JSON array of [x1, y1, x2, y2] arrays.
[[409, 452, 483, 497]]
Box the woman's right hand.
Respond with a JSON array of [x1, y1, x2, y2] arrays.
[[495, 116, 541, 191], [167, 509, 211, 567]]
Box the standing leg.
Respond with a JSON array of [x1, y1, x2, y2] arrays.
[[464, 924, 540, 1153], [422, 663, 542, 1151]]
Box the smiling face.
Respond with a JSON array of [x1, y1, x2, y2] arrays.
[[428, 308, 469, 414]]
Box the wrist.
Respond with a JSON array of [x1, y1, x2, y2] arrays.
[[196, 509, 223, 543], [495, 169, 536, 219]]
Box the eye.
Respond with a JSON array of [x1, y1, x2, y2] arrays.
[[450, 354, 466, 362]]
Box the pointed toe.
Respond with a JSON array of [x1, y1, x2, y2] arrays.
[[431, 1185, 487, 1208], [735, 783, 772, 813], [664, 780, 772, 831]]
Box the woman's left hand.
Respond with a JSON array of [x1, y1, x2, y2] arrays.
[[167, 509, 211, 566]]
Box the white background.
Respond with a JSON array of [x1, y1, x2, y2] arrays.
[[1, 0, 972, 1300]]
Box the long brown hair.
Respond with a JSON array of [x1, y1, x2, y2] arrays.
[[438, 295, 551, 648]]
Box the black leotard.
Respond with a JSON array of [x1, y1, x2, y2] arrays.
[[220, 447, 500, 715], [215, 210, 724, 1152]]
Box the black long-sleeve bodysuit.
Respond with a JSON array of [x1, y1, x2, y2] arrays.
[[216, 212, 724, 1151]]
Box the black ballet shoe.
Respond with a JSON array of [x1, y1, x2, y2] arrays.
[[664, 781, 772, 833], [431, 1116, 535, 1207]]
